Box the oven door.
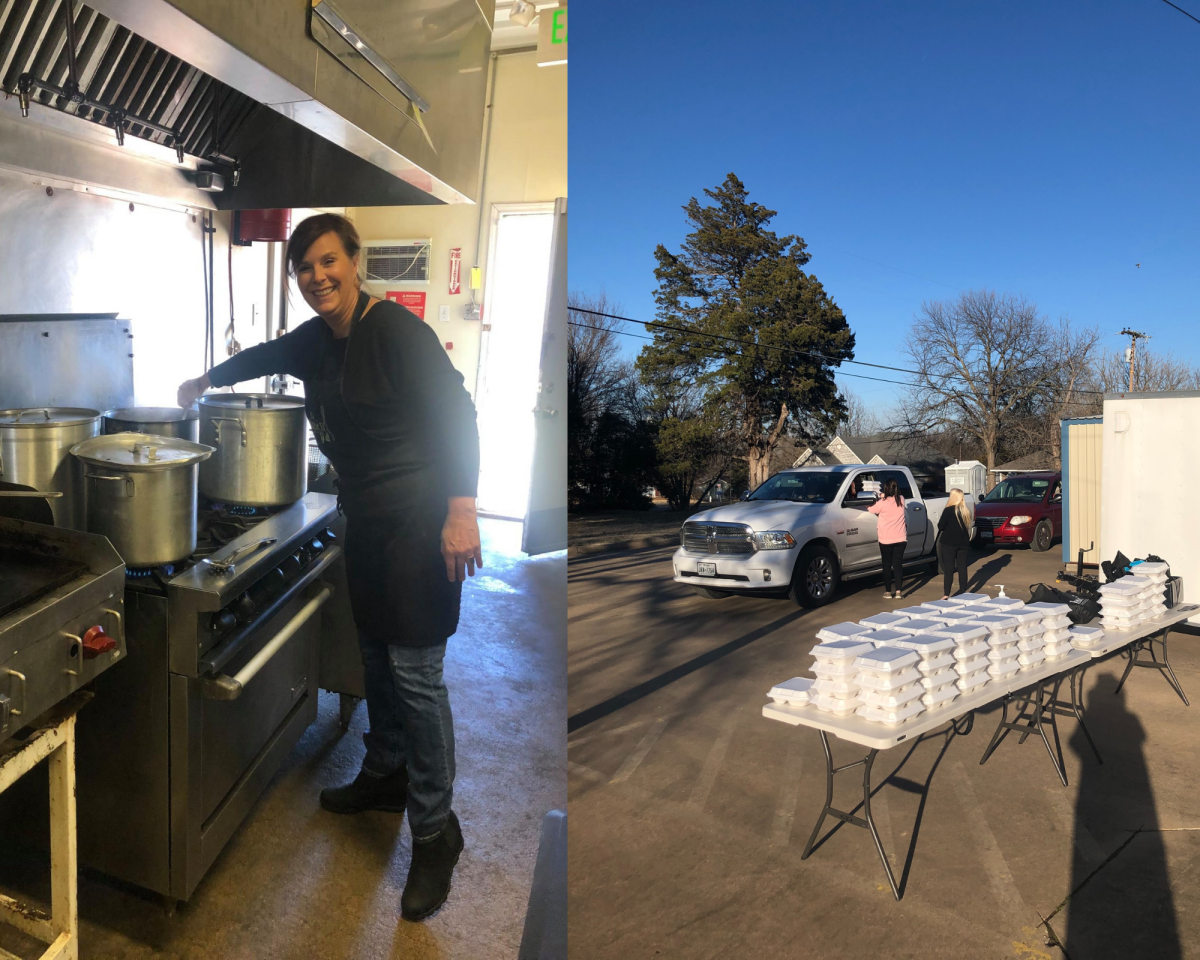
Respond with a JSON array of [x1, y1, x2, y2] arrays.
[[170, 576, 331, 900]]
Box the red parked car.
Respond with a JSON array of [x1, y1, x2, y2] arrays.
[[973, 472, 1062, 552]]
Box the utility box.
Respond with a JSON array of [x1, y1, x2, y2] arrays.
[[1100, 391, 1200, 623], [1061, 418, 1103, 565], [944, 460, 987, 500]]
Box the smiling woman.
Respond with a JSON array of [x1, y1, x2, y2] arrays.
[[174, 211, 481, 922]]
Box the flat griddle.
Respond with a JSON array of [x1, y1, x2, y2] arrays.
[[0, 546, 87, 620]]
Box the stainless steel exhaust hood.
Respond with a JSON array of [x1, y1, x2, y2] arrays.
[[0, 0, 494, 209]]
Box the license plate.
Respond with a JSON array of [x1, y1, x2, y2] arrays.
[[981, 530, 993, 538], [697, 562, 717, 577]]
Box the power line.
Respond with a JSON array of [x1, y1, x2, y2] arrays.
[[1161, 0, 1200, 27], [571, 306, 1107, 396]]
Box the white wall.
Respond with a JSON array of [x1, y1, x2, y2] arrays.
[[0, 173, 271, 406]]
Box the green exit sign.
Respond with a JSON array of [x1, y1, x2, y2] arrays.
[[537, 4, 568, 66]]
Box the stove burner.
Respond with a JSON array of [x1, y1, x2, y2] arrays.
[[229, 505, 260, 516], [126, 563, 177, 580]]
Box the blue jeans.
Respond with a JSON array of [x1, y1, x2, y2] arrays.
[[359, 639, 456, 840]]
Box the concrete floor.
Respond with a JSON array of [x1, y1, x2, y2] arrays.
[[569, 542, 1200, 959], [0, 518, 565, 960]]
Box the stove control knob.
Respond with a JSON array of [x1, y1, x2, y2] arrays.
[[281, 554, 303, 581], [212, 610, 238, 633], [234, 594, 256, 621], [308, 537, 325, 554], [82, 625, 117, 659], [323, 527, 337, 543]]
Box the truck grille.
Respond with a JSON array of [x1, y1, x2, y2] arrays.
[[976, 516, 1005, 530], [681, 522, 756, 555]]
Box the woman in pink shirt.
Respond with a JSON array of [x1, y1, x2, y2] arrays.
[[868, 479, 908, 599]]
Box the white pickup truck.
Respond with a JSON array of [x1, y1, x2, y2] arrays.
[[672, 464, 974, 607]]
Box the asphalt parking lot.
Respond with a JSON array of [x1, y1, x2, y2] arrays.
[[568, 541, 1200, 959]]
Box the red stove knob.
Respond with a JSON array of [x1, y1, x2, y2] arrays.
[[82, 625, 117, 659]]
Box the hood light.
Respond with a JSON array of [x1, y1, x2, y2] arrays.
[[1009, 515, 1033, 526], [754, 531, 796, 550]]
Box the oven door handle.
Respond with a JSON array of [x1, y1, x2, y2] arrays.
[[201, 586, 332, 701]]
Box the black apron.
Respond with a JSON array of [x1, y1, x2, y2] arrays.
[[306, 292, 462, 647]]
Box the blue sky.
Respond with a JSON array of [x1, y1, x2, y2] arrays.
[[570, 0, 1200, 415]]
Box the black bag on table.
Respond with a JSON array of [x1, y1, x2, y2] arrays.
[[1029, 582, 1101, 624]]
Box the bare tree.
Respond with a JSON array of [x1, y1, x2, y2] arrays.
[[837, 386, 884, 437], [904, 290, 1094, 484], [1089, 347, 1200, 394]]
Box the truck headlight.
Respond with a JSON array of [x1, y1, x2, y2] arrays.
[[754, 531, 796, 550], [1009, 515, 1033, 526]]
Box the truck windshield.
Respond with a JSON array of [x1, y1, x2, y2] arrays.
[[981, 477, 1050, 503], [748, 472, 845, 504]]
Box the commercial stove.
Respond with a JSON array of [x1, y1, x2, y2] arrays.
[[0, 518, 126, 739], [61, 492, 342, 901]]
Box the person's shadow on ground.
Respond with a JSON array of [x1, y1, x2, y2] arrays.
[[1060, 672, 1181, 958]]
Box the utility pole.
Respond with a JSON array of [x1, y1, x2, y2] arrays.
[[1119, 328, 1150, 392]]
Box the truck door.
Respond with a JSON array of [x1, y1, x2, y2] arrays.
[[840, 471, 879, 569], [879, 470, 926, 557]]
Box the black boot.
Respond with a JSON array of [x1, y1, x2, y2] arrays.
[[319, 768, 408, 815], [401, 811, 464, 921]]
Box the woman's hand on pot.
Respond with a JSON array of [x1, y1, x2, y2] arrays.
[[177, 373, 211, 409], [442, 497, 483, 582]]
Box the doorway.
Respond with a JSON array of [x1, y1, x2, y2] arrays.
[[475, 203, 555, 519]]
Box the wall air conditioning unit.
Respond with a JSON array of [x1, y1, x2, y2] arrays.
[[362, 239, 432, 284]]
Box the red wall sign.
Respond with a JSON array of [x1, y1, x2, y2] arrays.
[[385, 290, 426, 319], [448, 247, 462, 296]]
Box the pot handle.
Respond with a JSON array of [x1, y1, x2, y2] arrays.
[[245, 397, 265, 409], [13, 409, 51, 422], [89, 473, 135, 497], [211, 417, 248, 448]]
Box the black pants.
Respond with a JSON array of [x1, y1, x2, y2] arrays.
[[939, 542, 969, 596], [879, 541, 905, 593]]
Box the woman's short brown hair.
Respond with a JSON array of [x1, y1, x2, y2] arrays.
[[286, 213, 361, 276]]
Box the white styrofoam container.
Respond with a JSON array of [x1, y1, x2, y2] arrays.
[[955, 653, 990, 675], [1017, 622, 1046, 638], [1097, 580, 1142, 597], [928, 610, 978, 624], [892, 618, 946, 636], [854, 646, 921, 672], [768, 677, 814, 704], [968, 613, 1020, 632], [1018, 649, 1047, 667], [1099, 593, 1140, 608], [811, 660, 860, 679], [860, 628, 911, 646], [811, 640, 876, 661], [855, 667, 923, 691], [986, 636, 1019, 651], [1070, 625, 1105, 642], [987, 644, 1020, 661], [1043, 625, 1074, 640], [859, 684, 923, 709], [895, 605, 941, 618], [917, 653, 956, 674], [1043, 642, 1074, 659], [859, 612, 911, 629], [958, 605, 997, 617], [811, 692, 862, 715], [815, 622, 875, 643], [1042, 615, 1073, 630], [1135, 561, 1170, 576], [928, 624, 989, 643], [811, 677, 861, 698], [919, 668, 958, 689], [952, 639, 990, 661], [987, 661, 1021, 678], [856, 700, 926, 725], [981, 596, 1024, 610], [922, 599, 967, 612], [921, 685, 959, 708], [953, 593, 991, 604], [956, 672, 990, 691], [1011, 608, 1044, 625], [1026, 601, 1071, 617], [889, 634, 956, 658], [1017, 637, 1045, 653]]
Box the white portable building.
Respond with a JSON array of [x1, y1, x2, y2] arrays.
[[1100, 391, 1198, 622], [944, 461, 987, 500]]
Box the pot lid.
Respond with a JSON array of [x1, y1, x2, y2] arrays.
[[198, 393, 304, 410], [0, 407, 101, 427], [103, 406, 199, 423], [70, 432, 214, 471]]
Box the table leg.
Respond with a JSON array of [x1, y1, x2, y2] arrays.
[[1034, 681, 1068, 787], [800, 730, 836, 861], [861, 748, 901, 901], [1158, 632, 1189, 706], [1069, 666, 1103, 764], [1114, 629, 1189, 706], [980, 682, 1068, 786], [979, 694, 1013, 766]]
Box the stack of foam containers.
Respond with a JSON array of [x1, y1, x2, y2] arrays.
[[890, 633, 958, 709], [924, 609, 979, 628], [1135, 562, 1170, 619], [922, 598, 967, 614], [1095, 578, 1144, 631], [953, 593, 992, 605], [853, 646, 925, 724], [1027, 603, 1072, 658], [970, 613, 1025, 678], [895, 604, 943, 619], [928, 622, 991, 690], [892, 617, 948, 638], [860, 628, 911, 647], [768, 677, 814, 705], [808, 639, 874, 714], [980, 595, 1025, 612], [1068, 624, 1105, 650], [859, 611, 911, 630]]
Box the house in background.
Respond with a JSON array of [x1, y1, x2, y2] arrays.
[[990, 451, 1060, 483], [792, 432, 954, 491]]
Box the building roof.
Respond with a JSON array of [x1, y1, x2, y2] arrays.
[[991, 452, 1060, 474], [794, 432, 953, 477]]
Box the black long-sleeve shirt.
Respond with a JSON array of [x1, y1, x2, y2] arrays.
[[937, 507, 971, 550], [207, 300, 479, 510]]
